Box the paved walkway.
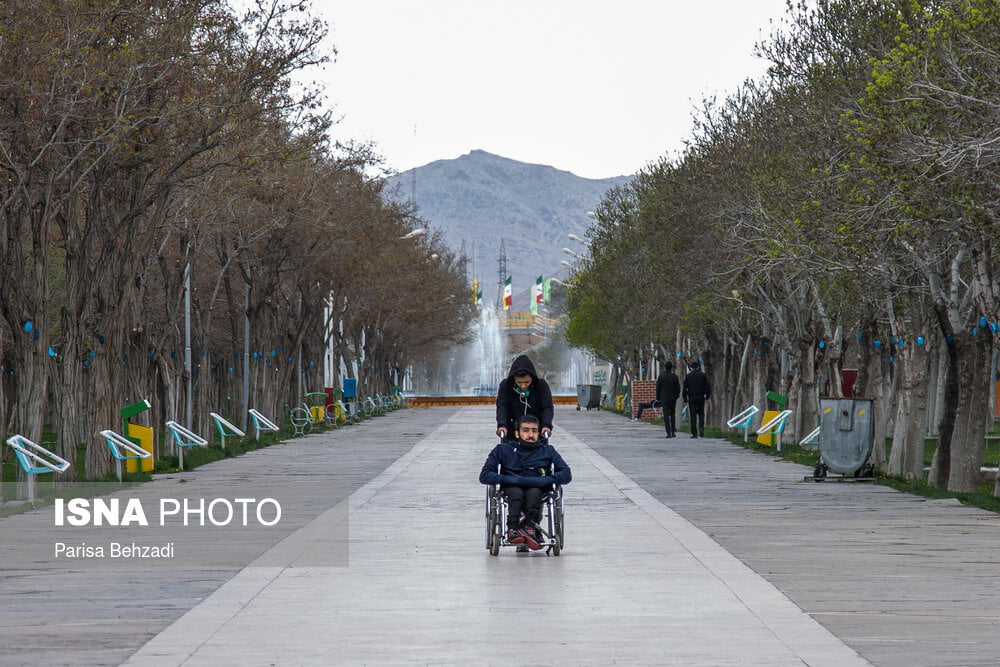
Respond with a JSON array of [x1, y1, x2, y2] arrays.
[[4, 405, 1000, 665]]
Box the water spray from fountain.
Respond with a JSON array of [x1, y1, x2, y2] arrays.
[[469, 307, 507, 395]]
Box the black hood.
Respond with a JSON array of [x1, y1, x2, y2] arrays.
[[506, 355, 539, 381]]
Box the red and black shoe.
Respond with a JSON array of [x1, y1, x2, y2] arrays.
[[520, 525, 542, 551], [506, 528, 526, 545]]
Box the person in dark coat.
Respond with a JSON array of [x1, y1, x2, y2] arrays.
[[495, 355, 554, 440], [682, 361, 711, 438], [656, 361, 681, 438], [480, 415, 572, 550]]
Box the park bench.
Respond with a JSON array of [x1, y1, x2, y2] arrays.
[[248, 408, 280, 440], [209, 412, 245, 449], [165, 420, 208, 470], [726, 405, 760, 442], [99, 429, 153, 482], [5, 434, 71, 502], [756, 409, 793, 451]]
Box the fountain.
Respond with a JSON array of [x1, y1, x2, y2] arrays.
[[469, 307, 507, 395], [406, 306, 596, 407]]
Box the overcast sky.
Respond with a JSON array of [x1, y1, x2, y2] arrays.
[[313, 1, 791, 180]]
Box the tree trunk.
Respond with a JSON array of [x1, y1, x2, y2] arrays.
[[893, 344, 928, 479], [928, 333, 957, 488], [946, 331, 992, 492], [857, 328, 888, 471]]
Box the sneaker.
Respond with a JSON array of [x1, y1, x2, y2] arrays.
[[506, 528, 525, 544], [520, 525, 542, 551], [632, 417, 641, 422]]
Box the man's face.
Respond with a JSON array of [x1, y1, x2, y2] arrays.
[[514, 375, 532, 391], [516, 423, 540, 443]]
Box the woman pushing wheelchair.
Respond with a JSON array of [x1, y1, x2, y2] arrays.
[[495, 355, 555, 440]]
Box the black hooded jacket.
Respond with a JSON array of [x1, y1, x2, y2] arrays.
[[495, 355, 554, 434]]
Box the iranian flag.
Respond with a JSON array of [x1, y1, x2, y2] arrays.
[[530, 276, 543, 314], [502, 276, 512, 310]]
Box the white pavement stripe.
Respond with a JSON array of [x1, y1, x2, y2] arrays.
[[122, 418, 456, 666], [125, 406, 870, 666]]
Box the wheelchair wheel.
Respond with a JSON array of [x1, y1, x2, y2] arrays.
[[552, 489, 565, 550], [485, 488, 495, 549], [485, 486, 501, 551], [542, 486, 564, 556], [489, 533, 500, 556]]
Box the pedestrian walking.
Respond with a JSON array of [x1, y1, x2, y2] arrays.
[[657, 361, 681, 438], [682, 361, 711, 438]]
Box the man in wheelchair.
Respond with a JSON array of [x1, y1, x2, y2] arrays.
[[479, 415, 572, 551]]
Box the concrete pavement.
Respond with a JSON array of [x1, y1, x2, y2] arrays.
[[3, 405, 1000, 664]]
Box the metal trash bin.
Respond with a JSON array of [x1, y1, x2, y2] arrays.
[[814, 397, 874, 478], [576, 384, 601, 411]]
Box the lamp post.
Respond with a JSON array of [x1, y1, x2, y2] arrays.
[[386, 227, 428, 392]]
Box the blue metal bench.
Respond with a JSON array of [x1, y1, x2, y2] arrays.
[[100, 429, 153, 482], [5, 434, 72, 502], [165, 420, 208, 470]]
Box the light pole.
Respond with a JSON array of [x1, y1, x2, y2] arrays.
[[399, 228, 426, 240], [388, 228, 428, 391]]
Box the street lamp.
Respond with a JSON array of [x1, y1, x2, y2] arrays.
[[399, 228, 426, 240], [561, 247, 582, 259], [560, 260, 577, 273], [567, 233, 590, 247]]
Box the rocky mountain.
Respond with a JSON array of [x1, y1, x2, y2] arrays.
[[385, 150, 632, 308]]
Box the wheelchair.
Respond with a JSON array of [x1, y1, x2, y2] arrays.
[[485, 482, 564, 556]]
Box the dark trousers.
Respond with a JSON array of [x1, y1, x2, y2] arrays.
[[662, 399, 677, 435], [503, 486, 544, 528], [688, 397, 706, 436]]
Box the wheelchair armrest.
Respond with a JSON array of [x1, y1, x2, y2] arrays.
[[540, 484, 562, 501]]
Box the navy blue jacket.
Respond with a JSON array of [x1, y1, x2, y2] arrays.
[[479, 439, 572, 488]]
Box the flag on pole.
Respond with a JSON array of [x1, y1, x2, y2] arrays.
[[530, 276, 543, 314], [503, 276, 512, 310]]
